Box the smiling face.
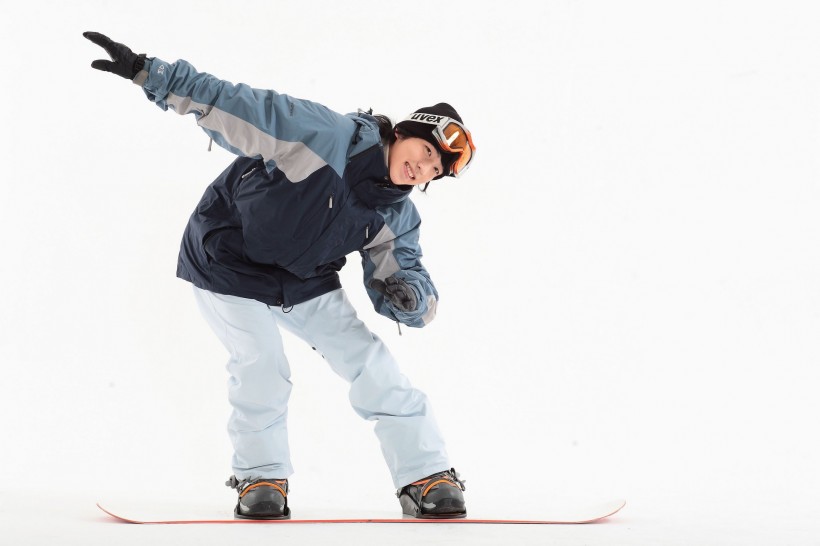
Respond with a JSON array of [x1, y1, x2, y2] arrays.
[[387, 131, 445, 186]]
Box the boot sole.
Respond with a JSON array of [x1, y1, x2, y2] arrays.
[[405, 512, 468, 519], [234, 507, 291, 520]]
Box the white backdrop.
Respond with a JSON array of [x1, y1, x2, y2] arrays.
[[1, 0, 819, 543]]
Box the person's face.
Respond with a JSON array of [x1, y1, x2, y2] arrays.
[[388, 131, 444, 186]]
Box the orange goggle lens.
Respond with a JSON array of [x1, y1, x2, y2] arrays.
[[434, 120, 476, 177]]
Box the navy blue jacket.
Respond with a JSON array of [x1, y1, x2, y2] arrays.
[[134, 57, 438, 327]]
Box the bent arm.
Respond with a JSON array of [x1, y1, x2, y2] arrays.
[[361, 202, 439, 328]]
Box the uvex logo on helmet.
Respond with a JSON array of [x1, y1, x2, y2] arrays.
[[409, 113, 446, 124]]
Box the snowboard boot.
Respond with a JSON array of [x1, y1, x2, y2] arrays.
[[397, 468, 467, 519], [225, 475, 291, 520]]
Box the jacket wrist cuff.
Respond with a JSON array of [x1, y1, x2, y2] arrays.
[[132, 56, 151, 86]]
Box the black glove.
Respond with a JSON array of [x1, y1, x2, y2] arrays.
[[370, 277, 418, 312], [83, 31, 146, 80]]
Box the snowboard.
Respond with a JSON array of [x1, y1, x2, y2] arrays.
[[96, 498, 626, 525]]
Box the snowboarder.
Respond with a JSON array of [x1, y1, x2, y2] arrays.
[[84, 31, 476, 520]]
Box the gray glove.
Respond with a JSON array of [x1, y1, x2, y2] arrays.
[[370, 276, 417, 312]]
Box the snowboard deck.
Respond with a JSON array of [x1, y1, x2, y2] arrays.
[[96, 499, 625, 525]]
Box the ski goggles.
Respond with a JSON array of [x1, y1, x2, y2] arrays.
[[403, 113, 476, 177]]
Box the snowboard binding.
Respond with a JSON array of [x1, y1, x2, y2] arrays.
[[397, 468, 467, 519], [226, 475, 291, 520]]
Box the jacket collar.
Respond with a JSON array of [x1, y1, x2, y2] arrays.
[[349, 145, 413, 207]]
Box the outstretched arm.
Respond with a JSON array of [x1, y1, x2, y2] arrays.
[[83, 32, 355, 181]]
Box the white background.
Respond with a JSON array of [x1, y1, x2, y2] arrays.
[[1, 0, 819, 544]]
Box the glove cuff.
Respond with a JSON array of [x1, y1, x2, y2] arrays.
[[132, 53, 147, 78]]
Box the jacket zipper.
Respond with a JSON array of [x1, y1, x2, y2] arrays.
[[242, 166, 259, 179]]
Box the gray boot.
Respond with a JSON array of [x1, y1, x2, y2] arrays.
[[397, 468, 466, 519], [226, 475, 290, 520]]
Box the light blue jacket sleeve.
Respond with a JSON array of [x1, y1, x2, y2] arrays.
[[133, 57, 356, 180], [360, 200, 439, 328]]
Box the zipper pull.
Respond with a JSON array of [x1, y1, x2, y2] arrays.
[[329, 195, 333, 208], [208, 137, 213, 151], [365, 225, 370, 239]]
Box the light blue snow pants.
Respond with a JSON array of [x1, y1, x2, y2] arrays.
[[193, 286, 451, 489]]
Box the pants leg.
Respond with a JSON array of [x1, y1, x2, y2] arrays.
[[272, 289, 451, 489], [193, 286, 294, 480]]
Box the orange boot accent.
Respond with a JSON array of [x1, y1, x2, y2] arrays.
[[239, 480, 288, 498]]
